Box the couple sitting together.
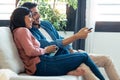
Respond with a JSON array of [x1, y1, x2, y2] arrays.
[[9, 2, 120, 80]]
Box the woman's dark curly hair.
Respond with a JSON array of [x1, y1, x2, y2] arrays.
[[10, 7, 31, 32]]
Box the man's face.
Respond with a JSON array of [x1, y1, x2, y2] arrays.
[[30, 7, 40, 26]]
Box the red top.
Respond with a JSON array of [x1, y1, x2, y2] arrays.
[[13, 27, 45, 75]]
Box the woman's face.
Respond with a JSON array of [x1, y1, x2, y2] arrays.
[[25, 13, 33, 29]]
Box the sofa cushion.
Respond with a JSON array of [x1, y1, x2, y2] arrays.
[[0, 27, 24, 73], [10, 76, 66, 80], [19, 73, 78, 80]]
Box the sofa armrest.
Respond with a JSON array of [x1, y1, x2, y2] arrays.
[[0, 69, 18, 80]]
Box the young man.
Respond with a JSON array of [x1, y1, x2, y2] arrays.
[[21, 2, 120, 80]]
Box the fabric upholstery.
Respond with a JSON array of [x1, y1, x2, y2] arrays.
[[0, 27, 24, 73], [0, 69, 18, 80]]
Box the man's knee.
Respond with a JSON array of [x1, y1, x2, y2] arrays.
[[89, 55, 112, 67], [102, 55, 112, 66]]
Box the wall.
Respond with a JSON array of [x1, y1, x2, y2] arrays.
[[86, 0, 120, 79]]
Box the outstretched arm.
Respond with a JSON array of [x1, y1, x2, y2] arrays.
[[62, 28, 91, 46]]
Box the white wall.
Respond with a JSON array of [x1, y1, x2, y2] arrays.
[[89, 32, 120, 72], [85, 0, 120, 79]]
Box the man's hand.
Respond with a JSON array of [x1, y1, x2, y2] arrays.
[[74, 27, 91, 39]]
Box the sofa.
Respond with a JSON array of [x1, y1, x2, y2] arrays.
[[0, 27, 82, 80]]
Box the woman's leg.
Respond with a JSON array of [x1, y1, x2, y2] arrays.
[[67, 64, 85, 76], [34, 53, 104, 80], [80, 64, 99, 80]]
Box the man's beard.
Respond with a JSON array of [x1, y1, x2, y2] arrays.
[[32, 22, 40, 28]]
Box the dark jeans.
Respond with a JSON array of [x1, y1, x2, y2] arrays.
[[34, 52, 105, 80]]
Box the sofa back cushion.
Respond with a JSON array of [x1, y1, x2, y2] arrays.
[[0, 27, 24, 73]]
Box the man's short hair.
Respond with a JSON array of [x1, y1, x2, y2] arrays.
[[21, 2, 37, 9]]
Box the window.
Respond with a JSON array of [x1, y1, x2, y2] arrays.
[[0, 0, 15, 26], [0, 0, 15, 20], [95, 0, 120, 22], [94, 0, 120, 32]]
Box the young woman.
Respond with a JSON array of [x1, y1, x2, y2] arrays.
[[10, 7, 105, 80]]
